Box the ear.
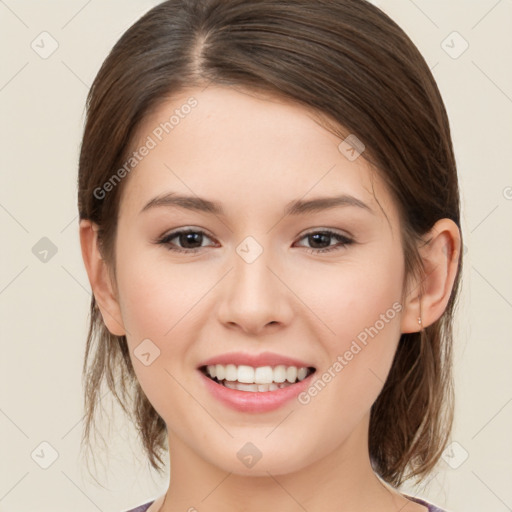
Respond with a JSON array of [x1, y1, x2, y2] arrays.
[[400, 218, 461, 333], [79, 219, 126, 336]]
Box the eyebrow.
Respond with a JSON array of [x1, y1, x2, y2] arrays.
[[140, 192, 374, 217]]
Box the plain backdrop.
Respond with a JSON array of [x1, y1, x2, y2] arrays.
[[1, 1, 511, 511]]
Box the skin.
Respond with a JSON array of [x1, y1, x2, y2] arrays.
[[80, 85, 461, 512]]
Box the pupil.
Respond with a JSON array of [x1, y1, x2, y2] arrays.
[[310, 233, 330, 248], [181, 232, 202, 248]]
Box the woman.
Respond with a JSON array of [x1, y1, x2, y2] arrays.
[[78, 1, 463, 511]]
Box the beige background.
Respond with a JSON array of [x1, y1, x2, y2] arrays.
[[1, 1, 511, 511]]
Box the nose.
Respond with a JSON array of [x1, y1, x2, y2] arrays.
[[217, 243, 294, 335]]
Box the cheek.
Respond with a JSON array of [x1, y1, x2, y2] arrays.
[[114, 248, 203, 418], [297, 244, 404, 402], [292, 243, 404, 348], [115, 245, 204, 341], [296, 246, 405, 424]]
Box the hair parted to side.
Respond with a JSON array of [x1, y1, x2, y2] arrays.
[[78, 0, 463, 487]]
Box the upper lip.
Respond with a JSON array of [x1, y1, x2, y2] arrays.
[[198, 351, 315, 369]]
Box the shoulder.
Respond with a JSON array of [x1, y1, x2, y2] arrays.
[[405, 494, 450, 512], [122, 501, 154, 512]]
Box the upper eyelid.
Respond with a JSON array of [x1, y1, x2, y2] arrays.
[[160, 227, 216, 242], [300, 228, 352, 238]]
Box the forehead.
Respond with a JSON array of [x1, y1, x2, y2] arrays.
[[118, 85, 397, 225]]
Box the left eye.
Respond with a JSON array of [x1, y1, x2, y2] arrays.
[[156, 228, 353, 254], [295, 229, 353, 254]]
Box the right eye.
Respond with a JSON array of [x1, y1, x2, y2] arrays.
[[156, 228, 217, 253]]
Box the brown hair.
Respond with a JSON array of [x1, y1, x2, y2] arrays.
[[78, 0, 463, 487]]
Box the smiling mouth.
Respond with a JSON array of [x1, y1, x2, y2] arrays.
[[199, 365, 316, 392]]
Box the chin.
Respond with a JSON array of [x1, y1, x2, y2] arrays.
[[206, 441, 314, 477]]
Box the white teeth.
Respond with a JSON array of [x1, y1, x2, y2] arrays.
[[273, 365, 287, 383], [204, 364, 313, 385], [225, 364, 238, 381], [254, 366, 274, 384], [215, 365, 223, 380], [237, 365, 255, 383], [235, 382, 258, 392], [297, 367, 308, 381], [224, 381, 292, 392], [286, 366, 297, 383]]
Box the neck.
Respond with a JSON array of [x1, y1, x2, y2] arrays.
[[157, 413, 411, 512]]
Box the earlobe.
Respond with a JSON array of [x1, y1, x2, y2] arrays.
[[400, 218, 461, 333], [79, 219, 126, 336]]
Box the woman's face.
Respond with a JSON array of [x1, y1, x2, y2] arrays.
[[111, 85, 410, 476]]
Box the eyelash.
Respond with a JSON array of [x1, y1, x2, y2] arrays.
[[156, 228, 353, 255]]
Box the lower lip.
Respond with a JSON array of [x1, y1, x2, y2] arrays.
[[198, 369, 315, 413]]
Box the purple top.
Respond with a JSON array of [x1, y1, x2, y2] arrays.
[[124, 502, 153, 512], [124, 495, 448, 512], [407, 494, 449, 511]]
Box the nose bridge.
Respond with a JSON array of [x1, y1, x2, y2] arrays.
[[218, 234, 292, 332], [233, 234, 279, 306]]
